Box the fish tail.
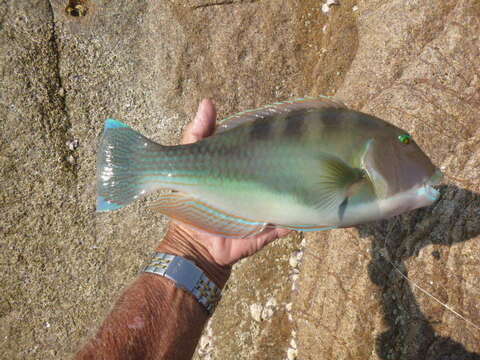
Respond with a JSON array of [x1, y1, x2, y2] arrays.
[[96, 119, 167, 212]]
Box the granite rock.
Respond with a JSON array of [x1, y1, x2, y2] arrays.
[[1, 0, 478, 359]]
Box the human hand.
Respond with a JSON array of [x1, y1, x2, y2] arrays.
[[156, 99, 290, 287]]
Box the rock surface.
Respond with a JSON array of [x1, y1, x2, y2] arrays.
[[1, 0, 479, 359], [296, 1, 480, 358]]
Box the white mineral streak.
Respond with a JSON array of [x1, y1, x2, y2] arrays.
[[290, 248, 304, 291], [197, 321, 214, 358], [286, 328, 299, 360], [286, 237, 306, 358]]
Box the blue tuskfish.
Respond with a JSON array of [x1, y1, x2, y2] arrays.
[[96, 98, 442, 237]]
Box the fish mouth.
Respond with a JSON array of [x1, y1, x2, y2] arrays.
[[418, 169, 443, 202], [418, 185, 440, 202]]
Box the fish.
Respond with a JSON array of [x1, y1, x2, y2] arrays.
[[96, 97, 443, 238]]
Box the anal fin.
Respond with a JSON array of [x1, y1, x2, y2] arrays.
[[148, 192, 267, 238], [282, 224, 337, 232]]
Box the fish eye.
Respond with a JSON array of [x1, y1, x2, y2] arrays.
[[398, 134, 412, 144]]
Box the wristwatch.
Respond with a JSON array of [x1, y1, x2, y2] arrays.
[[142, 252, 221, 315]]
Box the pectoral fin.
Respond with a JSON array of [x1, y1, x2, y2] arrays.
[[310, 153, 366, 220], [148, 192, 267, 238]]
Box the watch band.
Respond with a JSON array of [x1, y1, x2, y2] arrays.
[[142, 252, 221, 315]]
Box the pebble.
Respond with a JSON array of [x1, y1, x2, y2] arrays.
[[322, 0, 340, 13], [289, 254, 299, 268], [326, 0, 340, 5], [285, 302, 293, 312], [261, 297, 277, 320], [199, 335, 210, 349], [265, 297, 277, 308], [287, 347, 298, 360], [291, 281, 299, 291], [291, 273, 299, 283], [289, 250, 304, 268], [261, 306, 274, 320], [250, 303, 263, 322], [66, 139, 79, 151]]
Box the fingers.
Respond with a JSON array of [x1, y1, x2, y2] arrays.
[[254, 228, 292, 248], [275, 228, 292, 238], [182, 99, 217, 144]]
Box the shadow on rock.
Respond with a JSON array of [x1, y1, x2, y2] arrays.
[[357, 184, 480, 360]]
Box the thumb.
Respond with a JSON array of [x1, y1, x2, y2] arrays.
[[182, 99, 217, 144]]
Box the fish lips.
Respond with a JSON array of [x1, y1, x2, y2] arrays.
[[418, 168, 444, 203], [417, 185, 440, 204]]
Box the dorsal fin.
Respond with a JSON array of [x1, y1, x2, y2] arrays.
[[216, 96, 347, 133]]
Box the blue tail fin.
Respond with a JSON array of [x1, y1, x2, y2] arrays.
[[96, 119, 164, 212]]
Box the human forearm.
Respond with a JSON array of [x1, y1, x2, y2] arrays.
[[76, 273, 207, 360], [76, 225, 231, 360]]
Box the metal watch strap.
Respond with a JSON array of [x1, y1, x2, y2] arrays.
[[142, 252, 221, 315]]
